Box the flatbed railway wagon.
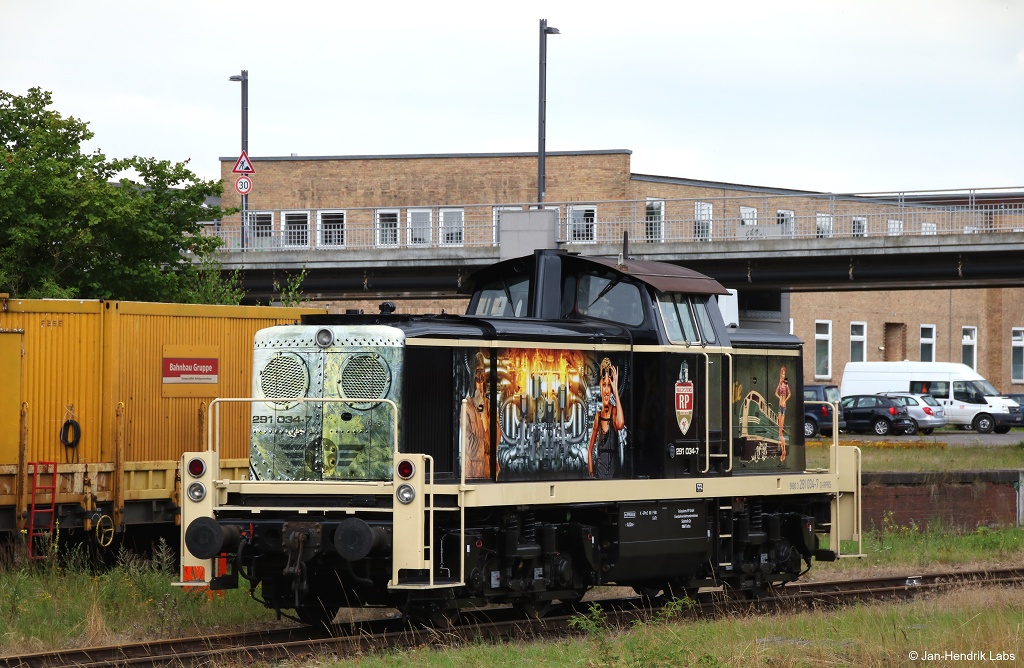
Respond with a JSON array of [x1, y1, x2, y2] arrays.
[[178, 250, 862, 624], [0, 298, 326, 549]]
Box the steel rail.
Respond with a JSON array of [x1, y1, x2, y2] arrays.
[[4, 567, 1023, 668]]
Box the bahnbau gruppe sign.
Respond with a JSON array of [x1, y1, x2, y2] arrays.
[[162, 358, 219, 384]]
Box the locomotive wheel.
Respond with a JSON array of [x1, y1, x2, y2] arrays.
[[636, 579, 697, 603], [633, 583, 670, 602], [295, 597, 340, 628], [557, 586, 590, 604], [515, 598, 554, 620]]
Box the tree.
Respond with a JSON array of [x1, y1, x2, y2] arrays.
[[0, 88, 241, 303]]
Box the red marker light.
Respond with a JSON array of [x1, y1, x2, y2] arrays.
[[187, 458, 206, 478], [397, 460, 415, 480]]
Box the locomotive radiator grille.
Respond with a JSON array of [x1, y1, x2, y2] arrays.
[[340, 354, 391, 408], [260, 354, 310, 403]]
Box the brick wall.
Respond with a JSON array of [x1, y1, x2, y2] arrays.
[[861, 471, 1021, 530], [221, 151, 633, 212]]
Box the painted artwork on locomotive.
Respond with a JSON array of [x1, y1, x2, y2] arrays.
[[731, 355, 802, 469], [456, 347, 630, 481]]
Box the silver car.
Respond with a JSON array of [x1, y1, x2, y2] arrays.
[[881, 392, 947, 435]]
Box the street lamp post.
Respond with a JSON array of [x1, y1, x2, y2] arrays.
[[538, 19, 559, 204], [229, 70, 249, 248]]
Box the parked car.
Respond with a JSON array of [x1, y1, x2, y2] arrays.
[[880, 392, 947, 435], [803, 384, 846, 437], [840, 394, 915, 436]]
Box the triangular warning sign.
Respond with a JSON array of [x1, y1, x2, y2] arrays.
[[232, 151, 255, 174]]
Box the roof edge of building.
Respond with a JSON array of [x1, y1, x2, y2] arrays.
[[220, 149, 634, 162]]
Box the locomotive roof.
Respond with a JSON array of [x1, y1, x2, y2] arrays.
[[580, 256, 730, 296], [460, 250, 729, 297]]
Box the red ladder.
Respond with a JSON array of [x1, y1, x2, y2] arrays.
[[27, 461, 58, 559]]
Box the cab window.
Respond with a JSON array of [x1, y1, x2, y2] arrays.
[[570, 272, 644, 326], [470, 274, 530, 317], [657, 293, 718, 345]]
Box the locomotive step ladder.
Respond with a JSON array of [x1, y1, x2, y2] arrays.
[[27, 461, 58, 559]]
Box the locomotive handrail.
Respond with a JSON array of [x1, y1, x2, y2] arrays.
[[699, 353, 713, 474], [723, 353, 734, 474], [205, 396, 399, 469]]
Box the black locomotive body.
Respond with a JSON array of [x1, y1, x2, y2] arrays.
[[178, 250, 861, 624]]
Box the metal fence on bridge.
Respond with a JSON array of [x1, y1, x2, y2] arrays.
[[204, 190, 1024, 252]]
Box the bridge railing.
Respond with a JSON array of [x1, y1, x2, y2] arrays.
[[203, 194, 1024, 252]]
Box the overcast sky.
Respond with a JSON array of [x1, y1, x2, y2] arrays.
[[3, 0, 1022, 194]]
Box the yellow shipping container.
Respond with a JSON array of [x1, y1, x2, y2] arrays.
[[0, 298, 326, 536]]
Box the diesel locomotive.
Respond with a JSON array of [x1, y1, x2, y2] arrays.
[[177, 249, 862, 624]]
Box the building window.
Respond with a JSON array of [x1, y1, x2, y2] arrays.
[[317, 210, 345, 248], [407, 209, 432, 246], [375, 209, 399, 248], [850, 322, 867, 363], [961, 326, 977, 369], [815, 320, 832, 379], [815, 213, 833, 238], [439, 208, 464, 246], [1013, 328, 1024, 383], [249, 211, 274, 247], [921, 222, 938, 235], [695, 201, 713, 241], [777, 209, 795, 237], [852, 216, 867, 237], [920, 325, 936, 362], [740, 206, 757, 226], [282, 211, 309, 248], [888, 219, 904, 236], [645, 198, 664, 242], [568, 205, 596, 243]]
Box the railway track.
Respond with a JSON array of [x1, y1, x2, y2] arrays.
[[4, 567, 1022, 668]]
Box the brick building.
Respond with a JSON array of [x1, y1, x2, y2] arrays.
[[216, 149, 1024, 394], [791, 287, 1024, 394]]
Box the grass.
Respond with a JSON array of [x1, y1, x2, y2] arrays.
[[342, 587, 1024, 668], [3, 524, 1024, 660], [0, 539, 270, 655], [805, 439, 1024, 471]]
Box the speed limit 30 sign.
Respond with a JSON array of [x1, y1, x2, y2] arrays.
[[235, 175, 253, 195]]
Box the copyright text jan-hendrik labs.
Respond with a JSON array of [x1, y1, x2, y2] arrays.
[[908, 650, 1016, 662]]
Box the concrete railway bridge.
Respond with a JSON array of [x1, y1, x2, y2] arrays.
[[207, 190, 1024, 329]]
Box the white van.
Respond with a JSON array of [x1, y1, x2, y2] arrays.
[[841, 362, 1022, 433]]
